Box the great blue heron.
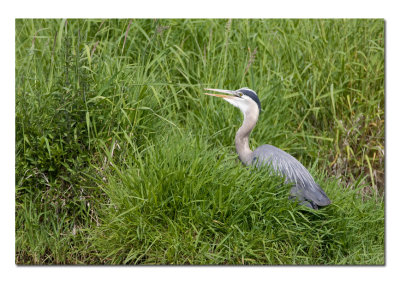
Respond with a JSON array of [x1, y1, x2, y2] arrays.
[[204, 87, 331, 210]]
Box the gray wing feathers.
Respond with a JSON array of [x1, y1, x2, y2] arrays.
[[252, 144, 331, 206]]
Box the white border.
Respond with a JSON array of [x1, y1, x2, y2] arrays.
[[2, 1, 399, 282]]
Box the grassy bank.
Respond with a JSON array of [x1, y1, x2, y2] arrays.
[[15, 19, 384, 264]]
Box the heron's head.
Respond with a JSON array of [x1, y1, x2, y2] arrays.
[[204, 87, 261, 117]]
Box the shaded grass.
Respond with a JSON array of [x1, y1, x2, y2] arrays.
[[15, 19, 384, 264]]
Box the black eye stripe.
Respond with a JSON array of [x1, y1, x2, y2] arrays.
[[238, 88, 261, 112]]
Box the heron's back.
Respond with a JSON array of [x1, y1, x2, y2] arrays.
[[251, 144, 330, 207]]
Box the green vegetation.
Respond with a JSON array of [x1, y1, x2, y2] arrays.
[[15, 19, 384, 264]]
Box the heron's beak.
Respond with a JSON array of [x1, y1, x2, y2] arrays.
[[204, 88, 237, 99]]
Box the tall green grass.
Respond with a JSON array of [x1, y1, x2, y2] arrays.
[[91, 130, 383, 264], [15, 19, 384, 264]]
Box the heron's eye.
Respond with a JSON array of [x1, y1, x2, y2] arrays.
[[238, 92, 243, 97]]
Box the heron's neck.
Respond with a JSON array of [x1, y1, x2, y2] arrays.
[[235, 112, 258, 166]]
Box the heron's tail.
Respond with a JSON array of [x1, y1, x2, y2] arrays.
[[309, 183, 331, 207], [290, 183, 331, 210]]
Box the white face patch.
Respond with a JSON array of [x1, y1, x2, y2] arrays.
[[223, 96, 259, 118]]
